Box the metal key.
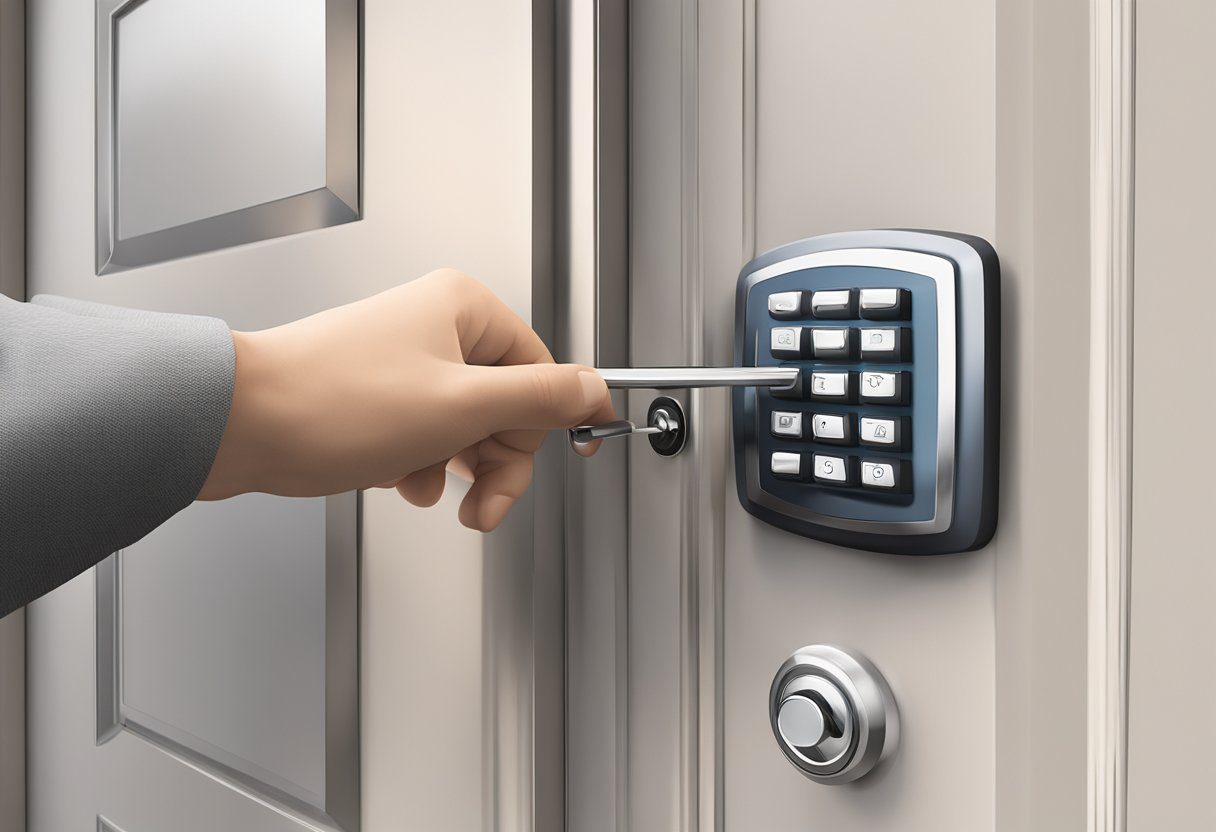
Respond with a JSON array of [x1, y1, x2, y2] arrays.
[[568, 367, 799, 451], [596, 366, 800, 391]]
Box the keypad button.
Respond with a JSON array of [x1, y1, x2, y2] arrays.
[[809, 289, 855, 319], [859, 327, 911, 362], [859, 416, 908, 449], [810, 327, 854, 360], [807, 371, 855, 402], [768, 291, 805, 319], [861, 459, 907, 491], [770, 327, 806, 359], [771, 451, 803, 479], [859, 371, 909, 404], [859, 288, 911, 320], [810, 413, 854, 445], [771, 411, 804, 438], [813, 454, 857, 485], [770, 365, 805, 401]]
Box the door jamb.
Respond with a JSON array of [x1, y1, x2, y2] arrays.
[[0, 0, 26, 830], [1087, 0, 1135, 829]]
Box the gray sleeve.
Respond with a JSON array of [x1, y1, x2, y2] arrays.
[[0, 293, 235, 618]]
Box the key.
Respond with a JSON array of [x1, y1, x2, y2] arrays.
[[596, 366, 800, 391]]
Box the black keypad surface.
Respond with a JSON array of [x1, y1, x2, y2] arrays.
[[731, 230, 1000, 555]]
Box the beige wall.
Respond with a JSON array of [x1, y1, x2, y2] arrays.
[[1128, 1, 1216, 827]]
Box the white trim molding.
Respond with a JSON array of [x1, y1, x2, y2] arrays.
[[1087, 1, 1135, 831]]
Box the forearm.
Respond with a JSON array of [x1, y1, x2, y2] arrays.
[[0, 294, 235, 618]]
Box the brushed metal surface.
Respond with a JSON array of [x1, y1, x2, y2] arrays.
[[95, 0, 359, 273], [94, 494, 359, 830]]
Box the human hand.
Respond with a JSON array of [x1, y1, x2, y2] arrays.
[[198, 269, 614, 531]]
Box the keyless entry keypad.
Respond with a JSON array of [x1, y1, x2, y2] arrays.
[[732, 230, 1000, 555]]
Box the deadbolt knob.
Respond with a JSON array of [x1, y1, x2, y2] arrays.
[[769, 644, 899, 784], [776, 692, 829, 748]]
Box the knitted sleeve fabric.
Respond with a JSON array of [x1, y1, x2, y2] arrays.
[[0, 294, 235, 618]]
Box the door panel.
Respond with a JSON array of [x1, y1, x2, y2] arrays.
[[27, 1, 554, 831], [730, 3, 995, 828], [596, 1, 998, 829]]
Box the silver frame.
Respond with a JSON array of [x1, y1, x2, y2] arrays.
[[94, 0, 361, 274], [95, 493, 361, 832], [741, 247, 958, 535]]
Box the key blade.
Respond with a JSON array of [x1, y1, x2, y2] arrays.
[[569, 420, 639, 443], [597, 366, 800, 390]]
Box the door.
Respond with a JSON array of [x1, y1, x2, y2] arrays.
[[564, 1, 1093, 831], [25, 2, 560, 831]]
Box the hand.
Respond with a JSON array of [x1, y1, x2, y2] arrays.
[[198, 269, 614, 531]]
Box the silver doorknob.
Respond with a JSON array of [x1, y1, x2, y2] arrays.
[[769, 644, 899, 784], [776, 692, 830, 748]]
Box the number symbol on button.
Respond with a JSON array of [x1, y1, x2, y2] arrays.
[[814, 378, 826, 392], [823, 461, 835, 474], [872, 466, 885, 479], [819, 419, 829, 430], [874, 425, 888, 438]]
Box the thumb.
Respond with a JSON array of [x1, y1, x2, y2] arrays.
[[468, 363, 609, 432]]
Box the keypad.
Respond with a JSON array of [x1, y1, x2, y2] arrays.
[[734, 229, 1000, 555], [762, 285, 913, 497]]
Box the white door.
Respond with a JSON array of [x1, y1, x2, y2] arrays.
[[25, 1, 560, 831], [564, 1, 1096, 830], [20, 1, 1182, 830]]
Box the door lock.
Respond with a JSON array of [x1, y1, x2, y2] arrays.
[[770, 644, 899, 784], [570, 396, 688, 456], [569, 367, 798, 457]]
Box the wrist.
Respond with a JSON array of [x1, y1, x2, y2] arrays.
[[198, 329, 290, 500]]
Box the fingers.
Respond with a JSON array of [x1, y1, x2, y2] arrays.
[[431, 270, 554, 368], [457, 437, 535, 532], [395, 461, 448, 507], [568, 389, 617, 458], [465, 363, 613, 434]]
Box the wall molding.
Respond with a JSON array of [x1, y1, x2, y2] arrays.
[[1087, 0, 1135, 830]]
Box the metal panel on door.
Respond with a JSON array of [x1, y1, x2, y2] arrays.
[[26, 1, 558, 830]]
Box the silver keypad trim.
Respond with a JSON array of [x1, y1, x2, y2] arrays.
[[743, 247, 956, 535]]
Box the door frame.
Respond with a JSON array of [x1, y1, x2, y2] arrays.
[[1087, 0, 1135, 830], [0, 0, 26, 829]]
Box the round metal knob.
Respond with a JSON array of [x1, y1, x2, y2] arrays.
[[776, 692, 828, 748], [769, 644, 899, 784]]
